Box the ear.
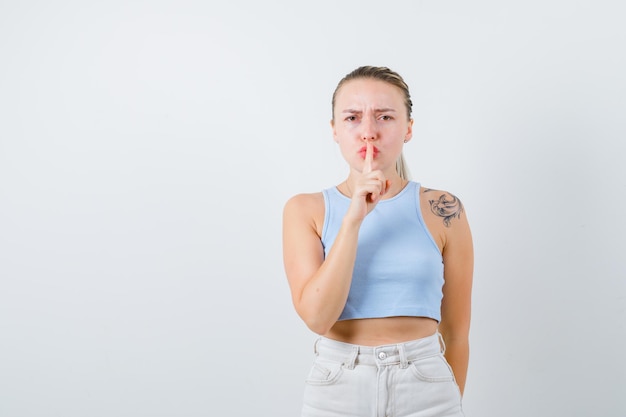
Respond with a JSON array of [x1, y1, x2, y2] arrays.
[[404, 118, 414, 143], [330, 119, 338, 143]]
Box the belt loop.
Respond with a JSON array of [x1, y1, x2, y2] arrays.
[[398, 344, 409, 369], [313, 337, 321, 355], [344, 346, 359, 370], [438, 332, 446, 354]]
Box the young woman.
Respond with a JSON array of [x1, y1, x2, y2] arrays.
[[282, 66, 473, 417]]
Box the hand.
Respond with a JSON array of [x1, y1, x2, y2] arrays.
[[346, 142, 390, 221]]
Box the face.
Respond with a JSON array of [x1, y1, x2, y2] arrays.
[[332, 78, 413, 175]]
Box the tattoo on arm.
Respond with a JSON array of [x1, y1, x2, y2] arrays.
[[424, 189, 464, 227]]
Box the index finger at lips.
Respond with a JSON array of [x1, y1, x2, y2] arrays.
[[363, 142, 373, 174]]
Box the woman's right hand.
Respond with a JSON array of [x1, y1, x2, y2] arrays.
[[346, 142, 390, 222]]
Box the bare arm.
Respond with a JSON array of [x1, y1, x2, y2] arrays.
[[282, 195, 360, 334], [427, 190, 474, 395], [282, 142, 388, 335]]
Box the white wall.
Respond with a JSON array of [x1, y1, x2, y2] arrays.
[[1, 1, 624, 416]]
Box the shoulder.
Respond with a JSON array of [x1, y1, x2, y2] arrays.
[[419, 186, 472, 255], [283, 191, 325, 214], [419, 186, 467, 228], [283, 192, 326, 236]]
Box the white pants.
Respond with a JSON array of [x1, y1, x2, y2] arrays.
[[301, 333, 464, 417]]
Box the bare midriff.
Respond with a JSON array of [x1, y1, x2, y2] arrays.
[[325, 316, 439, 346]]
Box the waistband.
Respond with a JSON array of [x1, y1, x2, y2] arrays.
[[313, 332, 445, 370]]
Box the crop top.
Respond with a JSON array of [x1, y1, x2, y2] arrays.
[[321, 181, 444, 322]]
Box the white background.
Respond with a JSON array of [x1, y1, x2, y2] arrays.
[[1, 1, 625, 416]]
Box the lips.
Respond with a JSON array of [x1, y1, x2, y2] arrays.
[[358, 146, 379, 158]]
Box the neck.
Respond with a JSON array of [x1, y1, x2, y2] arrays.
[[342, 174, 408, 200]]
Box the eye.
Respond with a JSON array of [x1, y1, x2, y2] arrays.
[[345, 115, 357, 122], [379, 115, 393, 121]]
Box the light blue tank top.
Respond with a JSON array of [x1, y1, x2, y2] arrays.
[[321, 181, 444, 322]]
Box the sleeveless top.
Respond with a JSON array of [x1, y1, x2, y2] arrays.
[[321, 181, 444, 322]]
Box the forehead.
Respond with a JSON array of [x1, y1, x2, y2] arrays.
[[335, 78, 404, 108]]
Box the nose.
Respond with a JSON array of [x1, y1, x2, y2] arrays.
[[360, 115, 378, 142]]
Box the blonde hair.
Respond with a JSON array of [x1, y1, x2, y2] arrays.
[[331, 66, 413, 180]]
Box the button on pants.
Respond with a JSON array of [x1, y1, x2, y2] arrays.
[[301, 333, 464, 417]]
